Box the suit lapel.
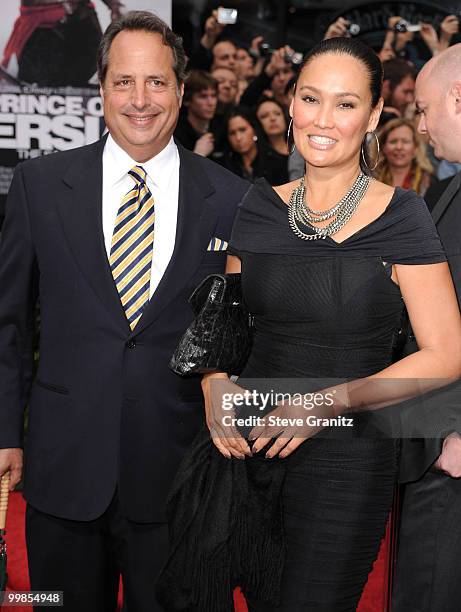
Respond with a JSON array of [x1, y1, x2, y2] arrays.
[[134, 145, 218, 334], [57, 136, 131, 332], [432, 172, 461, 225]]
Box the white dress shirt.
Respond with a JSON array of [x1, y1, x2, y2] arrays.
[[102, 135, 180, 299]]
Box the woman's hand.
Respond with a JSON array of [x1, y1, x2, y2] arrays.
[[201, 372, 252, 459], [249, 386, 350, 459]]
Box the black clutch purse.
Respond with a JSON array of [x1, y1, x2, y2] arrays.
[[169, 273, 252, 376]]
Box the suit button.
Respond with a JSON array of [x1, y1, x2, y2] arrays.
[[126, 339, 136, 349]]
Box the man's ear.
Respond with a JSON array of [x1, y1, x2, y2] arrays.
[[381, 79, 390, 103], [99, 84, 104, 103], [178, 82, 185, 108], [451, 81, 461, 114]]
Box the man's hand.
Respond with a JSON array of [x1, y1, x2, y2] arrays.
[[324, 17, 350, 40], [0, 448, 23, 491], [201, 9, 226, 50], [249, 36, 264, 60], [420, 23, 440, 56], [440, 15, 459, 51], [440, 15, 459, 40], [194, 133, 214, 157], [265, 46, 294, 79], [434, 432, 461, 477]]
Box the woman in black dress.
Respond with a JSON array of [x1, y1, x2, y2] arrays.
[[200, 37, 461, 611]]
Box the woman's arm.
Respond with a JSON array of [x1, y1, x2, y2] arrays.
[[251, 261, 461, 457], [348, 261, 461, 407], [201, 255, 252, 459]]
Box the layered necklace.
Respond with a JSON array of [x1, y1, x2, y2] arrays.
[[288, 172, 371, 240]]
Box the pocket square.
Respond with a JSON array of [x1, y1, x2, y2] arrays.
[[207, 237, 228, 252]]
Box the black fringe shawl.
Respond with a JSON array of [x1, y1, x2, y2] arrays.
[[156, 426, 286, 611]]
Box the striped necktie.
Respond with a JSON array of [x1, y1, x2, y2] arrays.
[[110, 165, 155, 330]]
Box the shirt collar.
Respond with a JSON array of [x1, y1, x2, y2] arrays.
[[103, 134, 178, 193]]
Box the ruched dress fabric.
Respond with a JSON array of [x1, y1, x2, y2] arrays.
[[227, 178, 446, 612]]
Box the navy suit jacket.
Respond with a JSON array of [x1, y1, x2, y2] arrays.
[[0, 136, 249, 521], [399, 172, 461, 483]]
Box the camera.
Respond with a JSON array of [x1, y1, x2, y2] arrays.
[[258, 43, 303, 66], [285, 50, 304, 66], [394, 19, 421, 33], [217, 8, 238, 25], [346, 23, 361, 36]]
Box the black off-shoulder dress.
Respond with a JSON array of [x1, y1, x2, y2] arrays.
[[157, 178, 447, 612], [227, 178, 446, 611]]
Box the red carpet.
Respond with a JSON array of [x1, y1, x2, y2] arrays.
[[2, 492, 390, 611]]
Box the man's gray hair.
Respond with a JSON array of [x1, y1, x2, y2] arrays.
[[97, 11, 187, 87]]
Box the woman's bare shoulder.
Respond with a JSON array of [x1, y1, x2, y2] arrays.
[[369, 178, 395, 200]]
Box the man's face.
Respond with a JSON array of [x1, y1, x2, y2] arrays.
[[212, 41, 237, 71], [211, 68, 238, 106], [416, 71, 460, 162], [390, 74, 415, 114], [188, 87, 217, 121], [100, 30, 183, 162]]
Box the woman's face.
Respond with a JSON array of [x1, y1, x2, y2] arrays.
[[382, 125, 416, 169], [290, 53, 382, 170], [256, 101, 287, 138], [228, 116, 256, 155]]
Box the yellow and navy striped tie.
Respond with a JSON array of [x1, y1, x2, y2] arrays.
[[110, 165, 155, 330]]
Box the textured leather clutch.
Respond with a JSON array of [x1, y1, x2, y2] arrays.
[[170, 273, 252, 376]]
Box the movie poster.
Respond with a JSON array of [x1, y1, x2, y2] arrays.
[[0, 0, 171, 222]]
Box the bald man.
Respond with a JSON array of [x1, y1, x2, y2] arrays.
[[393, 45, 461, 612]]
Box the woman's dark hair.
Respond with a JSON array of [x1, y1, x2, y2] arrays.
[[97, 11, 186, 87], [255, 96, 289, 138], [224, 107, 262, 149], [296, 37, 383, 107], [293, 37, 383, 174], [222, 107, 264, 172]]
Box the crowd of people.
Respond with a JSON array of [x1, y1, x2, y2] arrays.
[[174, 9, 461, 193]]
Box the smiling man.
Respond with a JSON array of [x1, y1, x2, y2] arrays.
[[0, 11, 249, 612], [393, 44, 461, 612]]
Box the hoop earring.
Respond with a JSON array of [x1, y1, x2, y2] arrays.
[[361, 131, 380, 172], [286, 118, 296, 154]]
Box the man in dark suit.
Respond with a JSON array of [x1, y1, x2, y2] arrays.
[[0, 11, 249, 612], [393, 44, 461, 612]]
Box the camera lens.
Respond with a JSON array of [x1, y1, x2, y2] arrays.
[[347, 23, 361, 36], [259, 42, 271, 57], [394, 19, 408, 33]]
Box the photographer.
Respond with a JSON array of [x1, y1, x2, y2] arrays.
[[187, 7, 237, 72], [380, 15, 458, 70]]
